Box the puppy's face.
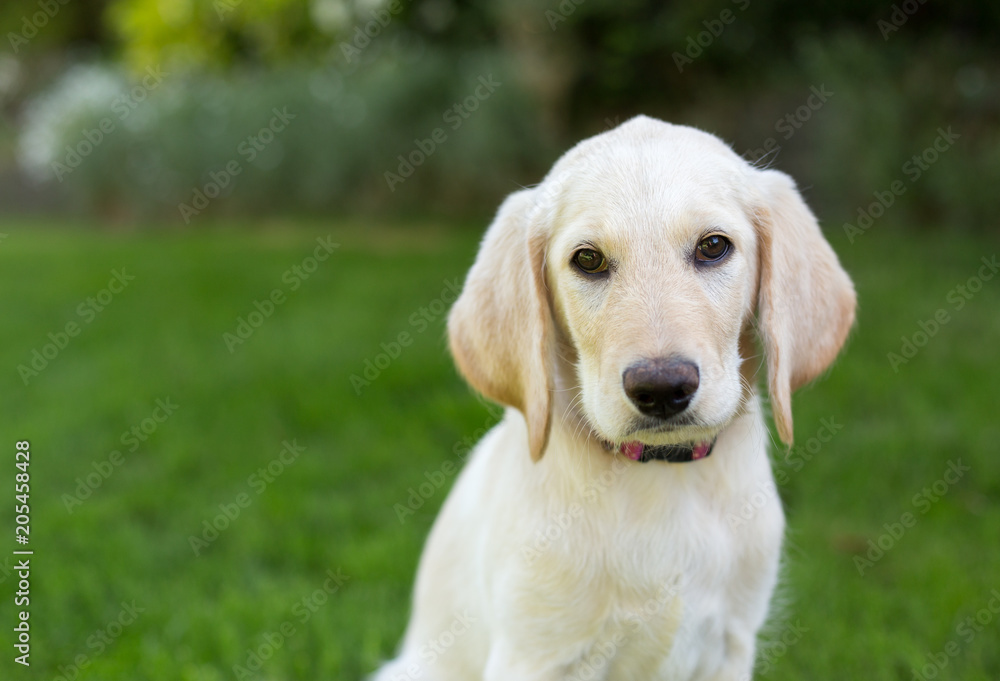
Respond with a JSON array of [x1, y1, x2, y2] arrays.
[[544, 129, 760, 450], [448, 116, 855, 461]]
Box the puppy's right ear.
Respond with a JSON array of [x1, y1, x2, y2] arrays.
[[447, 190, 553, 461]]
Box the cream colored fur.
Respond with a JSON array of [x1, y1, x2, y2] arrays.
[[373, 116, 856, 681]]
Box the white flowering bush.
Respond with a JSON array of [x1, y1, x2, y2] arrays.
[[17, 46, 548, 221]]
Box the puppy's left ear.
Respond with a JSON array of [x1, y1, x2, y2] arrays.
[[448, 189, 553, 461], [754, 169, 856, 445]]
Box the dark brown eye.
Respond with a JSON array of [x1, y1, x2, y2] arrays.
[[695, 235, 731, 263], [573, 248, 608, 274]]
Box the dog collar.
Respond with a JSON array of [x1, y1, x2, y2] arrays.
[[617, 439, 714, 463]]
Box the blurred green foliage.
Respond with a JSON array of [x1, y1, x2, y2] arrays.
[[106, 0, 327, 70], [1, 0, 998, 227], [18, 50, 546, 218]]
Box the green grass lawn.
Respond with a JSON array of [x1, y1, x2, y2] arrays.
[[1, 219, 998, 680]]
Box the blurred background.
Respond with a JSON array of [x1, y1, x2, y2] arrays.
[[1, 1, 999, 680]]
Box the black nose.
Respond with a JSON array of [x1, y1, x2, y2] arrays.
[[623, 359, 700, 419]]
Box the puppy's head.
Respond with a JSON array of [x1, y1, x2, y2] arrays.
[[449, 116, 855, 461]]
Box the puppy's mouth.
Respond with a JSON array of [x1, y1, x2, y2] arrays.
[[601, 438, 715, 463]]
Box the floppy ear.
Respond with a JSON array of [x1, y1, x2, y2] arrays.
[[754, 169, 856, 445], [447, 189, 553, 461]]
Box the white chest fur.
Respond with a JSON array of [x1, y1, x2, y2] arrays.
[[379, 398, 784, 681]]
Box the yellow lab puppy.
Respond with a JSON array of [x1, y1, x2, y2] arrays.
[[375, 116, 855, 681]]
